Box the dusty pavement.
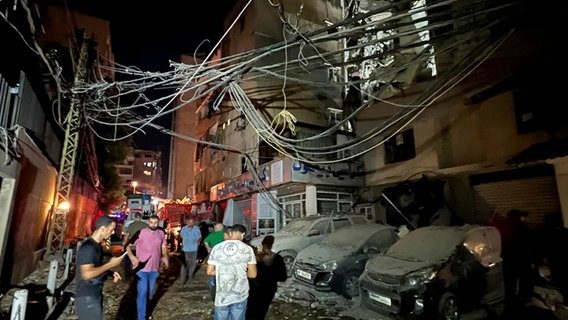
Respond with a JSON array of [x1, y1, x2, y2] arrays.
[[1, 250, 567, 320], [59, 252, 357, 320]]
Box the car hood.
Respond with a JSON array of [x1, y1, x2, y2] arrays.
[[296, 243, 353, 265], [366, 254, 433, 277]]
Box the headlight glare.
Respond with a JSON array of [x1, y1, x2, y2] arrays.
[[404, 269, 436, 287], [321, 260, 337, 271]]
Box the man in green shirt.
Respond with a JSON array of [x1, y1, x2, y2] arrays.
[[204, 223, 225, 252], [204, 222, 224, 301]]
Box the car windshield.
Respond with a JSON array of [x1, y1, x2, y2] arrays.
[[279, 219, 314, 235], [386, 226, 471, 263], [324, 228, 371, 249]]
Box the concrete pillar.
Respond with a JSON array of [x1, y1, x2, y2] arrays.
[[305, 185, 317, 216], [551, 158, 568, 228]]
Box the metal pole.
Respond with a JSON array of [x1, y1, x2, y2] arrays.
[[381, 193, 416, 230], [45, 31, 91, 260], [63, 248, 73, 281]]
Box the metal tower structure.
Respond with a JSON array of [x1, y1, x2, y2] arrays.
[[45, 31, 91, 259]]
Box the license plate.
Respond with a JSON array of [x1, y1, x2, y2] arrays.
[[369, 291, 391, 306], [296, 269, 311, 280]]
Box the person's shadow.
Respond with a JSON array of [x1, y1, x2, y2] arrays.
[[114, 256, 183, 320]]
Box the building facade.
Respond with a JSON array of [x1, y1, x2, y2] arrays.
[[0, 3, 113, 286], [132, 149, 164, 197], [169, 0, 568, 236], [168, 0, 365, 235]]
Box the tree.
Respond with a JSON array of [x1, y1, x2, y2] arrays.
[[96, 130, 132, 212]]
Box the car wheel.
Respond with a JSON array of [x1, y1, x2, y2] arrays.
[[437, 292, 460, 320], [342, 272, 360, 299], [280, 251, 296, 277]]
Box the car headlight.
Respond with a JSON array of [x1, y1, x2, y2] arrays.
[[321, 260, 337, 271], [404, 268, 436, 287]]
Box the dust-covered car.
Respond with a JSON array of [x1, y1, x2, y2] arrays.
[[293, 224, 399, 298], [359, 225, 504, 320], [250, 215, 372, 275]]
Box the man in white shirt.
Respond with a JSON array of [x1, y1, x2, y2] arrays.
[[207, 224, 257, 320]]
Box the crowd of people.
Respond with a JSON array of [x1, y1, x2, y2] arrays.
[[74, 215, 287, 320], [74, 208, 568, 320]]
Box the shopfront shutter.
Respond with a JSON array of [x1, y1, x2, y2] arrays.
[[472, 175, 560, 230]]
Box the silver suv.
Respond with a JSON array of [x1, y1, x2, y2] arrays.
[[250, 215, 372, 275]]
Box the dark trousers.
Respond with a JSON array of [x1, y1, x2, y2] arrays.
[[179, 251, 197, 284], [246, 286, 276, 320], [75, 295, 103, 320], [123, 250, 136, 279]]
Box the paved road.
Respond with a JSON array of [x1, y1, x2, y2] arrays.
[[1, 249, 565, 320], [59, 251, 352, 320]]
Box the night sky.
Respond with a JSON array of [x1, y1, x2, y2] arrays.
[[67, 0, 237, 183]]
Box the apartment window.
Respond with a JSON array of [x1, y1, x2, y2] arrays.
[[317, 191, 353, 215], [278, 193, 306, 229], [143, 170, 152, 176], [385, 128, 416, 164]]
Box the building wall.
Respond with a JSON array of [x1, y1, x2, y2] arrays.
[[65, 177, 99, 240], [117, 154, 134, 190], [0, 139, 21, 284], [207, 0, 348, 189], [3, 128, 57, 285], [170, 55, 200, 200], [42, 6, 114, 79], [133, 150, 163, 196], [170, 54, 226, 201], [360, 86, 564, 224]]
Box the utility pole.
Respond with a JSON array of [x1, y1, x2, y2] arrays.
[[45, 31, 91, 260]]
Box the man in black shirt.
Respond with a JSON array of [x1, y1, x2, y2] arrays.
[[75, 216, 124, 320]]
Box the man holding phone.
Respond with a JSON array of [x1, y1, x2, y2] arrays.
[[75, 216, 124, 320]]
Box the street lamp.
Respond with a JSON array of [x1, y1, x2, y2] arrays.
[[132, 181, 138, 194], [57, 201, 70, 211]]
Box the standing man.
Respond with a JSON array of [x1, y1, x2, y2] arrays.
[[126, 215, 169, 320], [204, 223, 225, 300], [204, 223, 225, 253], [178, 218, 201, 286], [122, 212, 147, 279], [207, 224, 257, 320], [246, 235, 287, 320], [75, 216, 124, 320]]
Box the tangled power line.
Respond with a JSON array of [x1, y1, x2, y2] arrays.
[[3, 0, 527, 217], [75, 0, 521, 167]]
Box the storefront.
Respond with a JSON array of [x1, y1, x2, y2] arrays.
[[210, 157, 365, 235]]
